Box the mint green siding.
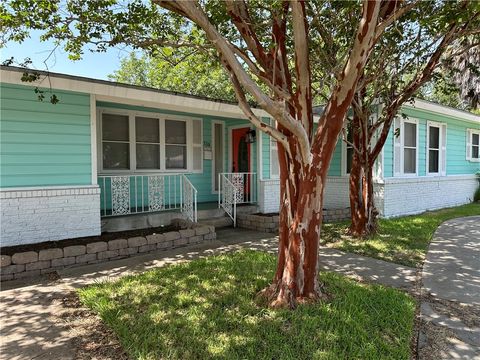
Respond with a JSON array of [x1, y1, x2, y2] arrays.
[[261, 122, 343, 179], [328, 140, 342, 176], [97, 101, 255, 205], [383, 107, 480, 178], [0, 83, 92, 187], [383, 126, 394, 178], [261, 121, 272, 179]]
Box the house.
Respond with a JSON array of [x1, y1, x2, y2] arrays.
[[1, 65, 479, 247]]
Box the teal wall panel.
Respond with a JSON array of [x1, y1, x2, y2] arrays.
[[0, 83, 92, 187], [328, 139, 342, 177], [384, 106, 480, 178]]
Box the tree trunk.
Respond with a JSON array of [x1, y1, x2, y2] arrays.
[[349, 159, 378, 237], [260, 161, 327, 309]]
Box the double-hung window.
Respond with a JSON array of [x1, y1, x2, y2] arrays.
[[466, 129, 480, 162], [136, 116, 161, 169], [99, 111, 202, 173], [165, 120, 187, 169], [394, 117, 418, 176], [102, 114, 130, 170], [427, 122, 447, 175]]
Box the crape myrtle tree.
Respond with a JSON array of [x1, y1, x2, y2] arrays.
[[342, 1, 480, 237], [1, 0, 415, 308]]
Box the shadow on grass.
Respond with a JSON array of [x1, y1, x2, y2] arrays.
[[321, 203, 480, 267], [79, 250, 415, 360]]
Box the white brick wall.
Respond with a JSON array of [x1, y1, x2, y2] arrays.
[[323, 177, 350, 209], [383, 175, 478, 218], [259, 176, 386, 215], [259, 179, 280, 213], [1, 185, 101, 247]]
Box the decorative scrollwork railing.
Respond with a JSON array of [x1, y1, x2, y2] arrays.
[[219, 174, 237, 226], [98, 173, 197, 222]]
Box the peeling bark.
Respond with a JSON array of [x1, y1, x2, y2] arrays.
[[157, 0, 383, 308]]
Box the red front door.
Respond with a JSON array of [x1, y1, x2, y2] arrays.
[[232, 127, 251, 172]]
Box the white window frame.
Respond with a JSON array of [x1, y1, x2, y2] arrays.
[[97, 108, 203, 174], [466, 128, 480, 162], [397, 117, 419, 177], [426, 121, 446, 176], [211, 120, 225, 194]]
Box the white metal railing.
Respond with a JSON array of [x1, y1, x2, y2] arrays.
[[218, 172, 257, 226], [219, 174, 237, 226], [98, 173, 197, 222], [182, 175, 198, 222]]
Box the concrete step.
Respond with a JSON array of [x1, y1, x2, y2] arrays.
[[197, 207, 226, 220], [198, 216, 234, 229]]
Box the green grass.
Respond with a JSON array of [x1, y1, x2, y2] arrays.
[[79, 251, 415, 360], [321, 203, 480, 268]]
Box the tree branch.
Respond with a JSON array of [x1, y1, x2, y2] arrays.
[[155, 0, 311, 163], [291, 0, 313, 140]]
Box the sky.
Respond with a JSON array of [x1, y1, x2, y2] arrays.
[[2, 30, 134, 80]]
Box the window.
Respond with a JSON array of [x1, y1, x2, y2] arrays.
[[165, 120, 187, 169], [99, 111, 202, 173], [394, 118, 418, 176], [403, 122, 417, 174], [427, 122, 446, 175], [467, 129, 480, 162], [102, 114, 130, 170], [136, 117, 160, 169], [428, 125, 440, 173]]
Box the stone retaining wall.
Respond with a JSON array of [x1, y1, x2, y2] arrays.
[[0, 224, 215, 282], [237, 208, 350, 233]]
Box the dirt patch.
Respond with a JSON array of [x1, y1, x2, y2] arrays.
[[417, 319, 459, 360], [1, 224, 180, 256], [422, 293, 480, 328], [56, 291, 128, 360]]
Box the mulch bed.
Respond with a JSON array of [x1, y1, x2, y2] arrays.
[[252, 212, 278, 217], [1, 224, 180, 256]]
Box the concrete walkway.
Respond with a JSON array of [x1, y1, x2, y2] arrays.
[[1, 228, 417, 359], [418, 216, 480, 360]]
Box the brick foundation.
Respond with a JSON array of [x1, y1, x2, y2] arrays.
[[237, 208, 350, 233], [0, 185, 101, 247], [0, 223, 216, 282]]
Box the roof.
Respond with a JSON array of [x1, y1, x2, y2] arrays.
[[0, 65, 238, 105], [313, 100, 480, 124], [1, 65, 478, 124], [0, 65, 269, 120]]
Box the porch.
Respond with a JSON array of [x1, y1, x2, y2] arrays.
[[97, 104, 262, 231], [98, 172, 258, 232]]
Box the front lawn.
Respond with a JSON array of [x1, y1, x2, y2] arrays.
[[79, 251, 415, 360], [321, 203, 480, 268]]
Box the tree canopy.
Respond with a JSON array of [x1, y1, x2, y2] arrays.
[[108, 50, 236, 101]]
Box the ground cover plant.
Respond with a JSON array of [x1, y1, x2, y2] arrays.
[[79, 250, 415, 360], [322, 203, 480, 267]]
